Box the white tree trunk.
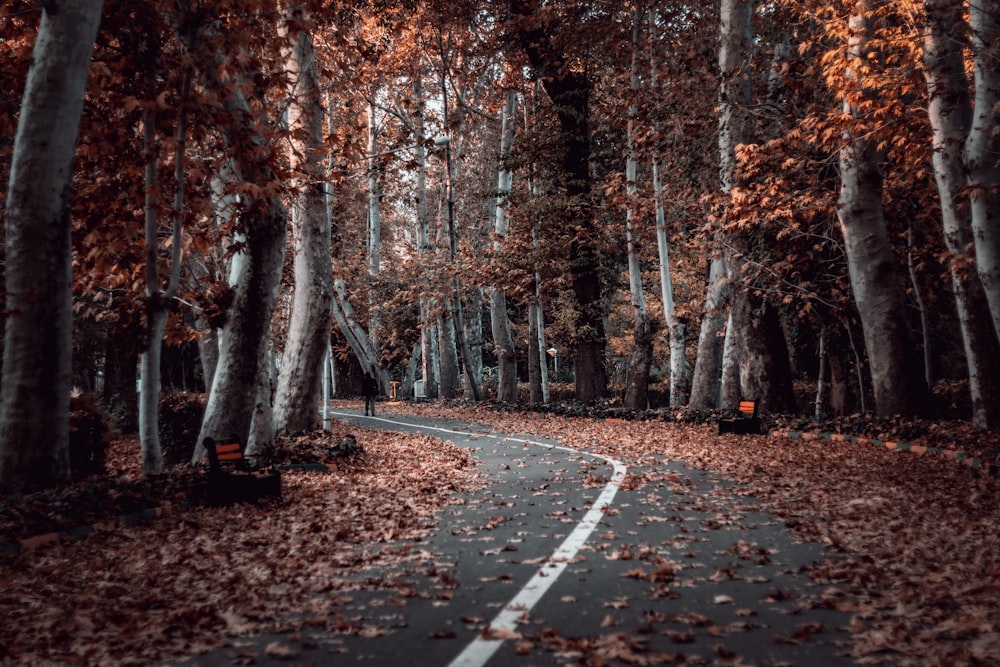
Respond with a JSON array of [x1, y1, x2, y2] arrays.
[[688, 257, 728, 409], [530, 222, 551, 403], [138, 64, 188, 475], [331, 279, 389, 388], [273, 4, 333, 435], [188, 16, 288, 460], [0, 0, 103, 492], [689, 0, 745, 412], [438, 72, 482, 401], [837, 1, 926, 417], [720, 311, 740, 408], [623, 6, 656, 411], [646, 8, 689, 407], [967, 0, 1000, 345], [437, 308, 461, 398], [923, 0, 1000, 426], [653, 162, 689, 407], [464, 286, 484, 400], [411, 76, 439, 398], [491, 90, 518, 402]]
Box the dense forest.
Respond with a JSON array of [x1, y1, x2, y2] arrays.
[[1, 0, 999, 492]]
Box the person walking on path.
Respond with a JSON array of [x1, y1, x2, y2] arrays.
[[362, 372, 379, 416]]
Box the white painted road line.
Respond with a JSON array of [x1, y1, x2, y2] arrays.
[[328, 411, 627, 667]]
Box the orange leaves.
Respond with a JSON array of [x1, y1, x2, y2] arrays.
[[0, 423, 477, 664]]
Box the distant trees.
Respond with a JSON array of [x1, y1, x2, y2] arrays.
[[6, 0, 1000, 489]]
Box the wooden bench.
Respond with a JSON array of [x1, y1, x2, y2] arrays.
[[718, 399, 761, 435], [204, 436, 282, 506]]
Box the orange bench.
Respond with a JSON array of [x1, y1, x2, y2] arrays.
[[718, 400, 761, 435], [204, 436, 281, 506]]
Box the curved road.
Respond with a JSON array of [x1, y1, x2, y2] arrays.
[[179, 410, 858, 666]]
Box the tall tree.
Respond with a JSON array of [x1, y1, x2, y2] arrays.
[[0, 0, 104, 492], [718, 0, 795, 413], [186, 10, 288, 460], [491, 90, 519, 402], [966, 0, 1000, 344], [922, 0, 1000, 427], [835, 0, 927, 416], [510, 0, 608, 402], [623, 5, 657, 410], [138, 40, 189, 474], [273, 3, 334, 435]]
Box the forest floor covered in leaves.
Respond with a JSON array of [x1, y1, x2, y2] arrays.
[[1, 400, 999, 665]]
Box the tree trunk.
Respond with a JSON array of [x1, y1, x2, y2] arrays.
[[731, 296, 796, 412], [464, 286, 484, 401], [421, 305, 440, 398], [966, 0, 1000, 345], [923, 0, 1000, 426], [188, 17, 288, 460], [718, 0, 796, 414], [512, 0, 607, 402], [815, 326, 829, 420], [0, 0, 103, 493], [438, 71, 482, 402], [437, 308, 461, 398], [837, 1, 928, 417], [331, 279, 388, 387], [246, 345, 276, 462], [688, 257, 728, 409], [654, 162, 689, 407], [491, 90, 518, 402], [197, 322, 219, 394], [527, 299, 542, 404], [412, 76, 439, 399], [404, 341, 420, 399], [138, 60, 187, 475], [490, 289, 518, 402], [720, 311, 741, 408], [273, 5, 333, 435], [622, 5, 656, 412]]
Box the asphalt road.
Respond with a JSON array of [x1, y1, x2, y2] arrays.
[[172, 410, 859, 667]]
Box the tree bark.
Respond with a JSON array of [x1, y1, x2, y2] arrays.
[[527, 299, 542, 405], [654, 161, 689, 407], [966, 0, 1000, 345], [511, 0, 607, 402], [412, 76, 439, 399], [922, 0, 1000, 427], [273, 4, 333, 435], [623, 5, 657, 411], [688, 257, 728, 410], [464, 286, 484, 401], [718, 0, 795, 414], [837, 1, 928, 417], [331, 279, 388, 387], [437, 308, 461, 398], [491, 90, 518, 402], [138, 58, 188, 475], [188, 16, 288, 460], [0, 0, 103, 492]]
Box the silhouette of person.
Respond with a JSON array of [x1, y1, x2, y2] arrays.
[[362, 372, 379, 416]]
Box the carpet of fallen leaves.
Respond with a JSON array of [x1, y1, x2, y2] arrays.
[[2, 402, 999, 666], [390, 401, 1000, 666], [0, 423, 478, 665]]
